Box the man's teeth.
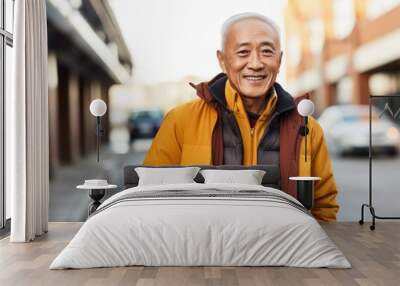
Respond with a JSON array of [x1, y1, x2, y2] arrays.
[[245, 76, 265, 81]]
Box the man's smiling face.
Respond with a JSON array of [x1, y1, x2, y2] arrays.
[[217, 18, 282, 100]]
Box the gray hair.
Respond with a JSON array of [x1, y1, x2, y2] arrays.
[[220, 12, 281, 51]]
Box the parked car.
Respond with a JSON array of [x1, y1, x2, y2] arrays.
[[318, 105, 400, 156], [127, 109, 164, 142]]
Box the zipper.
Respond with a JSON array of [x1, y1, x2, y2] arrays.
[[250, 127, 255, 164], [259, 112, 279, 143]]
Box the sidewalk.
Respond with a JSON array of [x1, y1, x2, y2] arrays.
[[49, 141, 148, 222]]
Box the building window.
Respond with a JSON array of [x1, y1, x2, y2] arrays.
[[287, 35, 301, 68], [332, 0, 355, 40], [308, 18, 324, 56], [1, 0, 14, 229], [337, 76, 353, 104]]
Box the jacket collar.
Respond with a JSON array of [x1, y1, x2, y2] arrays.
[[273, 82, 296, 114], [190, 73, 298, 114]]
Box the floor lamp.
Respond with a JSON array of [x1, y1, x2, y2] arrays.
[[89, 99, 107, 162], [290, 99, 320, 210]]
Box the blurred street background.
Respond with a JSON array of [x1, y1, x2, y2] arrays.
[[7, 0, 400, 222]]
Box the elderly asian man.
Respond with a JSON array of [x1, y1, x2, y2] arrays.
[[143, 13, 339, 221]]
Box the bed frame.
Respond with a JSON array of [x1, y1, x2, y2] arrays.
[[123, 165, 280, 190]]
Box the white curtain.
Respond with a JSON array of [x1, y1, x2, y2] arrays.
[[9, 0, 49, 242]]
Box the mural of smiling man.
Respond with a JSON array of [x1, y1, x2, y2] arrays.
[[144, 12, 339, 221]]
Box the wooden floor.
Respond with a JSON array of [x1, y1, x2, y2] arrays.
[[0, 222, 399, 286]]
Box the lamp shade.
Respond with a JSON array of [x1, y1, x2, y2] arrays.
[[297, 99, 314, 117], [90, 99, 107, 117]]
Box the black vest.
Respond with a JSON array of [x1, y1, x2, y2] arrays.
[[221, 109, 281, 186], [207, 76, 282, 187]]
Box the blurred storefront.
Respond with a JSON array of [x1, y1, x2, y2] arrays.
[[46, 0, 132, 177], [284, 0, 400, 115]]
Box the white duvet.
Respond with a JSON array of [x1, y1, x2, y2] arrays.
[[50, 183, 350, 269]]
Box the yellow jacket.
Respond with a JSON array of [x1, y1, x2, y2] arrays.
[[144, 78, 339, 221]]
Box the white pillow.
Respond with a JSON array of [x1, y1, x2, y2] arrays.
[[135, 167, 201, 186], [200, 169, 266, 185]]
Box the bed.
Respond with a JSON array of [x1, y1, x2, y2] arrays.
[[50, 165, 350, 269]]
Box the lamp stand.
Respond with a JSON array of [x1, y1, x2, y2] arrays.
[[299, 117, 309, 163], [96, 116, 102, 162], [305, 116, 309, 162]]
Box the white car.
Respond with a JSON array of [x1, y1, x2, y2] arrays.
[[318, 105, 400, 156]]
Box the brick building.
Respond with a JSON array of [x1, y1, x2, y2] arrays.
[[284, 0, 400, 115]]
